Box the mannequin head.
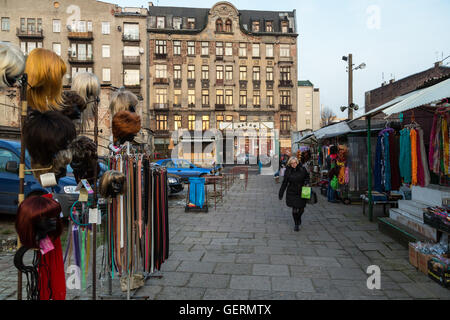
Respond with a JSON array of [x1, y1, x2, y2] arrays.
[[31, 148, 72, 183], [25, 48, 66, 112], [99, 170, 126, 198], [0, 42, 25, 88], [69, 135, 98, 184], [71, 72, 100, 130], [15, 196, 63, 249], [109, 88, 138, 115], [112, 110, 141, 145]]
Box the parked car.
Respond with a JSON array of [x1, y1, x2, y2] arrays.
[[0, 139, 81, 217], [167, 173, 184, 194], [154, 159, 221, 183]]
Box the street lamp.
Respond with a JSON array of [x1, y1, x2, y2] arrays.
[[342, 54, 366, 120]]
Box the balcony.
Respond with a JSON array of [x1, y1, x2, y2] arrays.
[[215, 104, 225, 111], [279, 80, 293, 87], [122, 34, 140, 42], [68, 31, 93, 41], [154, 53, 167, 60], [253, 105, 261, 109], [122, 55, 140, 65], [68, 55, 94, 64], [173, 103, 181, 108], [187, 79, 196, 88], [239, 80, 247, 89], [215, 55, 223, 61], [279, 56, 294, 63], [174, 79, 182, 88], [124, 85, 141, 94], [153, 103, 169, 110], [202, 104, 210, 109], [201, 79, 210, 88], [16, 28, 43, 39], [239, 105, 247, 109], [279, 104, 292, 111], [154, 78, 169, 85], [188, 103, 196, 109]]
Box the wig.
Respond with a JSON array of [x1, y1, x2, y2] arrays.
[[15, 196, 63, 249], [99, 170, 127, 198], [60, 90, 87, 121], [31, 149, 73, 182], [23, 110, 76, 167], [71, 72, 100, 130], [69, 135, 99, 185], [0, 42, 25, 88], [25, 48, 66, 112], [112, 110, 141, 144], [109, 88, 139, 115]]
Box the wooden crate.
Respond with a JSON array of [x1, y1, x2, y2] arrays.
[[417, 251, 434, 274], [408, 243, 419, 269]]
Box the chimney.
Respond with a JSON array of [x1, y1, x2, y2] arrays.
[[435, 61, 443, 68], [389, 79, 395, 84], [149, 2, 154, 6]]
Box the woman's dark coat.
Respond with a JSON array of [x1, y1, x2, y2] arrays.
[[279, 164, 310, 208]]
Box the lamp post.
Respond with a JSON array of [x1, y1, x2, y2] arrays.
[[341, 54, 366, 120]]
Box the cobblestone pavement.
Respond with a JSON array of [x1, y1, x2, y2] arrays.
[[1, 174, 449, 300]]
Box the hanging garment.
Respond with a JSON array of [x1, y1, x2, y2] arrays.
[[399, 128, 412, 184], [410, 129, 418, 185], [432, 117, 442, 174], [442, 117, 449, 174], [383, 132, 391, 191], [418, 127, 431, 186], [389, 132, 401, 191], [374, 135, 383, 192], [39, 237, 66, 300], [415, 129, 425, 187], [429, 114, 438, 170]]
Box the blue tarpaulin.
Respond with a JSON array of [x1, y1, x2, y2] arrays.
[[189, 177, 206, 208]]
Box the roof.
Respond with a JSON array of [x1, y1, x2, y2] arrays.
[[148, 6, 210, 32], [239, 10, 296, 35], [298, 80, 314, 87]]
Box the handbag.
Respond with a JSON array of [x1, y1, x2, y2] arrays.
[[301, 186, 311, 199], [279, 167, 286, 177]]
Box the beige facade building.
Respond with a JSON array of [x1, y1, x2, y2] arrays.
[[0, 0, 150, 154], [297, 80, 320, 131], [147, 2, 298, 163]]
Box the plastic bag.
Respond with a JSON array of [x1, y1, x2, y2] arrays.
[[331, 176, 339, 190], [301, 186, 311, 199]]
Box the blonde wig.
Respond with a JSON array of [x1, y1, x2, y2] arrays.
[[109, 88, 139, 115], [99, 170, 126, 198], [25, 48, 66, 112], [0, 42, 25, 88]]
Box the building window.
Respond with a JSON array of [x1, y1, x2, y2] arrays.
[[102, 68, 111, 82], [155, 88, 168, 104], [266, 67, 274, 81], [239, 43, 247, 57], [216, 42, 223, 56], [173, 40, 181, 55], [52, 43, 61, 56], [156, 40, 167, 54], [87, 21, 92, 32], [239, 90, 247, 106], [225, 19, 232, 32], [202, 90, 209, 106], [266, 21, 273, 32], [20, 18, 25, 33], [216, 19, 223, 32], [280, 115, 290, 131], [187, 41, 195, 56], [1, 17, 10, 31], [201, 65, 209, 80], [156, 114, 168, 131], [201, 42, 209, 56], [187, 65, 195, 79], [187, 18, 195, 29], [216, 65, 224, 80], [225, 89, 233, 105], [280, 90, 291, 105], [156, 64, 167, 79], [281, 21, 289, 33], [174, 89, 182, 105], [174, 115, 182, 130], [252, 43, 260, 57], [266, 44, 274, 58], [174, 65, 181, 79], [102, 21, 110, 34], [123, 23, 139, 40], [253, 90, 260, 106], [306, 119, 311, 125], [225, 42, 233, 56], [70, 43, 93, 60], [226, 115, 233, 122], [71, 67, 93, 79], [280, 66, 291, 81], [20, 41, 42, 54], [77, 20, 86, 32], [51, 19, 61, 33], [239, 66, 247, 81], [124, 69, 140, 86], [156, 17, 165, 29], [225, 66, 233, 81], [252, 21, 260, 32], [27, 18, 36, 33], [102, 45, 110, 58], [124, 46, 139, 58], [239, 115, 247, 122], [188, 115, 196, 130], [253, 67, 260, 81], [188, 89, 195, 105], [280, 44, 290, 57], [172, 17, 182, 29], [216, 115, 224, 129], [267, 90, 274, 107], [202, 115, 210, 130], [216, 89, 224, 104]]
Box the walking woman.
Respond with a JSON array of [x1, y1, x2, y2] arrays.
[[279, 156, 310, 231]]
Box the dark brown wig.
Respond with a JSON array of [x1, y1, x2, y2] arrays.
[[15, 196, 63, 249], [60, 90, 86, 121], [31, 148, 72, 182], [23, 110, 77, 167], [68, 136, 99, 185], [99, 170, 126, 198], [112, 111, 141, 144]]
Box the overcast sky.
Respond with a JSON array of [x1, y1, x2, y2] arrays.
[[111, 0, 450, 118]]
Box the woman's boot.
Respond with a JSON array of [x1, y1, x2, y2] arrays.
[[292, 208, 300, 232]]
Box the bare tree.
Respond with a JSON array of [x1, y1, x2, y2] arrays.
[[321, 107, 337, 127]]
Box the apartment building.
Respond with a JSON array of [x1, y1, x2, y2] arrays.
[[297, 80, 320, 131], [147, 2, 298, 163]]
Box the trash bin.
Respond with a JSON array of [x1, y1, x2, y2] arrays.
[[188, 177, 206, 208]]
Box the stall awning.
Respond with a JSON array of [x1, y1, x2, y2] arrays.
[[296, 133, 317, 144], [314, 121, 351, 140]]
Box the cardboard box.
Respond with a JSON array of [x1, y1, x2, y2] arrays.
[[417, 251, 434, 274], [408, 243, 419, 269]]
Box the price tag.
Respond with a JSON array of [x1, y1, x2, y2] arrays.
[[81, 179, 94, 194], [40, 173, 57, 188], [78, 188, 88, 202], [89, 208, 98, 224]]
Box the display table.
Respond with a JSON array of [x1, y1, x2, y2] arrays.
[[361, 194, 398, 217]]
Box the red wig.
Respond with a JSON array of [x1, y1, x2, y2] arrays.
[[15, 196, 63, 249], [112, 110, 141, 143]]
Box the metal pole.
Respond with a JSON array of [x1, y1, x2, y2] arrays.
[[92, 98, 99, 300], [348, 54, 353, 120], [367, 115, 373, 222], [17, 74, 28, 300]]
